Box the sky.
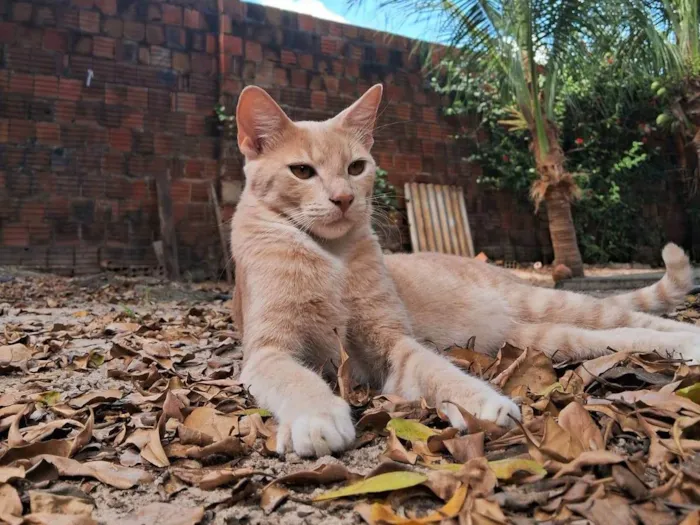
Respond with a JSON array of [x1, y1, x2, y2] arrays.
[[246, 0, 439, 42]]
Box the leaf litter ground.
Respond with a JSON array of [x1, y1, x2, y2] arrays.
[[1, 271, 699, 525]]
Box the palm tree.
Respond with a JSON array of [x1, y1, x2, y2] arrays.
[[630, 0, 700, 193], [368, 0, 615, 275]]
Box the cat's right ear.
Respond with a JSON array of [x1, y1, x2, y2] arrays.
[[236, 86, 292, 158]]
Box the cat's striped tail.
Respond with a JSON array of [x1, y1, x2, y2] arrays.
[[604, 243, 694, 314]]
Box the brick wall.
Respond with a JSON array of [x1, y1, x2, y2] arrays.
[[0, 0, 552, 276]]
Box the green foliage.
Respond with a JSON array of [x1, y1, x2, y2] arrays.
[[214, 103, 236, 139], [373, 166, 399, 212]]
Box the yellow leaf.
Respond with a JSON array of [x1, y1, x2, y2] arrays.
[[424, 463, 461, 472], [386, 418, 437, 442], [676, 383, 700, 404], [39, 391, 61, 406], [232, 408, 272, 417], [72, 311, 89, 318], [488, 458, 546, 480], [313, 471, 428, 501]]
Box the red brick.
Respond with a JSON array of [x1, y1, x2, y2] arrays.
[[175, 92, 196, 113], [299, 14, 315, 32], [55, 101, 76, 122], [109, 128, 132, 151], [93, 36, 115, 58], [150, 46, 170, 67], [121, 109, 143, 130], [127, 86, 148, 108], [80, 10, 100, 33], [299, 54, 313, 69], [105, 84, 126, 105], [13, 3, 32, 22], [57, 78, 82, 101], [2, 225, 29, 247], [395, 104, 411, 121], [162, 4, 182, 25], [36, 122, 61, 144], [0, 120, 8, 143], [422, 107, 437, 123], [146, 24, 164, 45], [34, 75, 58, 98], [190, 183, 209, 202], [273, 68, 288, 86], [281, 50, 296, 65], [183, 8, 203, 29], [321, 37, 338, 55], [102, 18, 122, 38], [10, 119, 35, 142], [172, 52, 190, 72], [42, 29, 68, 52], [311, 90, 326, 110], [0, 22, 17, 44], [9, 73, 34, 94], [16, 27, 42, 49], [123, 21, 145, 41], [185, 114, 205, 136], [291, 69, 307, 88], [154, 133, 173, 155], [170, 181, 191, 202], [245, 41, 262, 62], [95, 0, 117, 15], [223, 35, 242, 55]]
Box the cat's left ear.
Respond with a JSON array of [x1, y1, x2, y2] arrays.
[[333, 84, 383, 149]]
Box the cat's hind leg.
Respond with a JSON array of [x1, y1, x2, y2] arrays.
[[507, 321, 700, 363]]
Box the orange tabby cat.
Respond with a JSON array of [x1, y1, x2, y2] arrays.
[[230, 84, 700, 458]]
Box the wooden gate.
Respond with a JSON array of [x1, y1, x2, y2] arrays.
[[404, 183, 475, 257]]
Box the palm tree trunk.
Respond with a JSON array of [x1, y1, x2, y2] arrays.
[[531, 121, 584, 277], [545, 184, 584, 277]]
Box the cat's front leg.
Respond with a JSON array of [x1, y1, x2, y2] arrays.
[[382, 337, 521, 429], [241, 347, 356, 457]]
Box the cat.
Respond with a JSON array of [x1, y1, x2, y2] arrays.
[[229, 83, 700, 458]]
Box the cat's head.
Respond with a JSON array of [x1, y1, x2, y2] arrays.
[[235, 84, 382, 240]]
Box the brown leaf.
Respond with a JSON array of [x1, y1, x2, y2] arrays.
[[444, 432, 485, 462], [170, 467, 257, 490], [558, 402, 604, 452], [539, 416, 584, 462], [384, 428, 417, 465], [0, 467, 25, 483], [68, 390, 122, 409], [29, 490, 94, 516], [612, 465, 649, 499], [0, 483, 22, 520], [275, 463, 361, 486], [140, 429, 170, 468], [553, 450, 625, 478], [0, 439, 73, 466], [120, 502, 204, 525], [491, 347, 529, 389], [182, 407, 237, 442], [19, 514, 97, 525], [15, 455, 153, 489], [184, 437, 246, 460], [0, 344, 32, 372], [501, 348, 557, 396], [575, 352, 631, 387], [568, 495, 636, 525], [456, 458, 497, 497], [69, 409, 94, 457], [176, 424, 214, 447], [260, 485, 288, 514]]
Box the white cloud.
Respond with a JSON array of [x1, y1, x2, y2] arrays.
[[254, 0, 349, 23]]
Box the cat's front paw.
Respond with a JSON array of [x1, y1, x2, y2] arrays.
[[276, 397, 356, 457], [441, 389, 521, 430]]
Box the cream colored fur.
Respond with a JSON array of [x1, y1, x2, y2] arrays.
[[230, 84, 700, 458]]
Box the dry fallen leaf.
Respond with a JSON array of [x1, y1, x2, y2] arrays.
[[29, 490, 94, 516], [558, 401, 604, 451]]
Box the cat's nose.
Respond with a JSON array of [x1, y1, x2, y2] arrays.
[[330, 193, 355, 213]]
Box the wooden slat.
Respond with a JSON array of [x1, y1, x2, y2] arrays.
[[457, 187, 475, 257], [155, 171, 180, 280], [404, 182, 475, 257], [404, 183, 420, 253]]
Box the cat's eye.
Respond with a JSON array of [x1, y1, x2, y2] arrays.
[[348, 160, 366, 176], [289, 164, 316, 180]]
